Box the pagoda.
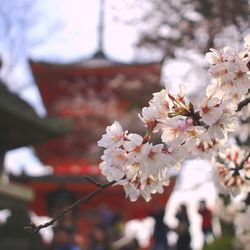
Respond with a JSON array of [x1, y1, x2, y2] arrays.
[[26, 0, 174, 244]]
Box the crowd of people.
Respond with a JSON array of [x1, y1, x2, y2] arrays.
[[150, 200, 214, 250], [49, 200, 214, 250]]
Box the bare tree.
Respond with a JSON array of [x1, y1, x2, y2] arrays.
[[0, 0, 63, 91], [111, 0, 249, 60]]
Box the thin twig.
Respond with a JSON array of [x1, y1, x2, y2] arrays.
[[237, 97, 250, 112], [24, 178, 117, 233], [83, 176, 105, 188], [238, 152, 250, 170]]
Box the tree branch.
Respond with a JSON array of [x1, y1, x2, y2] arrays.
[[238, 152, 250, 170], [237, 96, 250, 112], [24, 177, 117, 233], [83, 176, 106, 188]]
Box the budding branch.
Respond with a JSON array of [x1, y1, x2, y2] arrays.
[[237, 96, 250, 112], [238, 152, 250, 170], [24, 177, 116, 233]]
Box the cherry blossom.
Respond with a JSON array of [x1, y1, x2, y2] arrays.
[[97, 121, 127, 151], [149, 89, 171, 118], [214, 146, 250, 196], [123, 133, 150, 161], [206, 46, 250, 98], [207, 99, 238, 140], [199, 96, 223, 126], [97, 35, 250, 202], [205, 48, 223, 65], [139, 106, 158, 126], [141, 144, 167, 176], [140, 175, 164, 201], [161, 117, 188, 144]]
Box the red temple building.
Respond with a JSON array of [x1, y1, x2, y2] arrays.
[[28, 50, 175, 224], [23, 2, 176, 246]]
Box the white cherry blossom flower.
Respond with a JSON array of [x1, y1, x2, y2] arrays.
[[214, 146, 250, 196], [215, 163, 245, 196], [124, 133, 150, 161], [207, 45, 250, 98], [225, 57, 250, 97], [97, 121, 126, 150], [139, 106, 159, 132], [149, 89, 171, 119], [124, 133, 143, 151], [117, 179, 140, 202], [208, 113, 238, 140], [207, 99, 238, 139], [161, 117, 188, 144], [126, 162, 141, 180], [205, 48, 223, 64], [192, 138, 225, 159], [158, 166, 175, 185], [200, 96, 223, 126], [140, 175, 164, 202], [163, 141, 189, 168], [222, 46, 237, 61], [208, 63, 228, 79], [99, 161, 126, 182], [185, 126, 211, 150], [139, 106, 158, 124], [141, 144, 168, 176], [103, 148, 128, 167]]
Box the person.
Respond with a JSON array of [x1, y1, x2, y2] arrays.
[[87, 224, 110, 250], [52, 226, 80, 250], [198, 200, 214, 245], [120, 238, 140, 250], [175, 204, 191, 250], [150, 208, 169, 250]]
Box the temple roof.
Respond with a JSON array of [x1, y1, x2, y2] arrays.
[[0, 81, 72, 151], [28, 55, 162, 69]]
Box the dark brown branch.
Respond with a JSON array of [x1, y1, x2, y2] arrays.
[[24, 177, 117, 233], [238, 151, 250, 170], [83, 176, 106, 188], [237, 96, 250, 112]]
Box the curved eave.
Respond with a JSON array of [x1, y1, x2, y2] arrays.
[[0, 82, 73, 150], [28, 57, 163, 70], [29, 59, 163, 79]]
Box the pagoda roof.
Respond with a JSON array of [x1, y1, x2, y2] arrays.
[[0, 81, 72, 151], [29, 54, 162, 69], [0, 181, 34, 209]]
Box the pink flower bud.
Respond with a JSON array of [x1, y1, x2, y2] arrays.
[[177, 120, 187, 132]]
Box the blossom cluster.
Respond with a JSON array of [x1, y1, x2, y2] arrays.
[[98, 35, 250, 201], [215, 145, 250, 196]]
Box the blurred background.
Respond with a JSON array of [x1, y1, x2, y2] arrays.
[[0, 0, 249, 250]]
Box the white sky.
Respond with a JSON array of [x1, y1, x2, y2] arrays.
[[30, 0, 138, 62]]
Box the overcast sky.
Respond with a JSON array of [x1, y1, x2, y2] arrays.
[[29, 0, 139, 62]]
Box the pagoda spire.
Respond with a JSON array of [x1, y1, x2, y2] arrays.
[[93, 0, 107, 59]]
